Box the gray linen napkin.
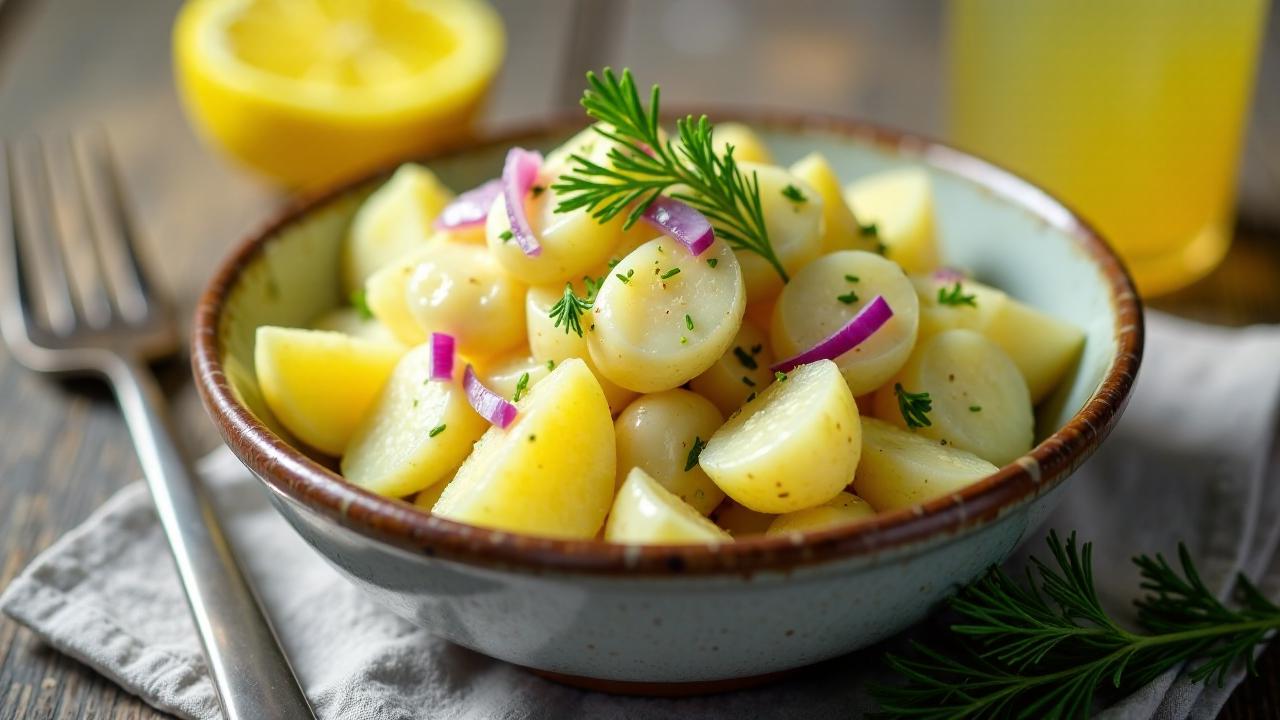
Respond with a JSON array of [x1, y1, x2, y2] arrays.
[[3, 311, 1279, 720]]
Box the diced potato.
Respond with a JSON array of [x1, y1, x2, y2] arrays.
[[853, 417, 998, 511], [589, 237, 746, 392], [309, 307, 399, 345], [712, 122, 773, 164], [402, 240, 527, 359], [254, 327, 403, 456], [413, 473, 453, 510], [525, 283, 637, 413], [341, 344, 488, 498], [845, 168, 939, 273], [342, 164, 453, 294], [432, 359, 616, 539], [736, 163, 824, 304], [711, 501, 776, 537], [364, 247, 430, 346], [772, 250, 920, 396], [699, 360, 860, 513], [913, 274, 1004, 340], [605, 467, 733, 545], [789, 152, 879, 255], [873, 329, 1033, 466], [689, 321, 776, 417], [614, 389, 725, 515], [475, 349, 554, 402], [766, 492, 876, 536]]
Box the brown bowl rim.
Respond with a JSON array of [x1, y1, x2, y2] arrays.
[[192, 109, 1143, 577]]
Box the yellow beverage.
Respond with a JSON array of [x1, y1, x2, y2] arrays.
[[948, 0, 1269, 296]]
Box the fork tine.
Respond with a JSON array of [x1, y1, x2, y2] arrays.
[[75, 130, 151, 323], [45, 135, 114, 328], [0, 143, 39, 343], [10, 139, 78, 336]]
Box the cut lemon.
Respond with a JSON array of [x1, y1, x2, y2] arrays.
[[174, 0, 505, 188]]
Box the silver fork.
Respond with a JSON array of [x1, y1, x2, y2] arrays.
[[0, 134, 315, 720]]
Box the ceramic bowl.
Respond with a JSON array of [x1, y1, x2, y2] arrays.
[[192, 113, 1143, 693]]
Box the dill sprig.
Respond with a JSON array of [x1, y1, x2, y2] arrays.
[[894, 383, 933, 429], [937, 282, 978, 307], [549, 282, 593, 337], [872, 531, 1280, 720], [552, 68, 788, 282]]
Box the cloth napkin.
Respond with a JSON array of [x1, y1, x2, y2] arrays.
[[3, 312, 1280, 720]]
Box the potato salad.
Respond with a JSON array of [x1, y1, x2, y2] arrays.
[[253, 70, 1084, 544]]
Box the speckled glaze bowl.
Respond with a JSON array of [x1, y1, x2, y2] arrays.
[[192, 113, 1142, 694]]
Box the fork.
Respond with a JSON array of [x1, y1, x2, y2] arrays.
[[0, 134, 315, 720]]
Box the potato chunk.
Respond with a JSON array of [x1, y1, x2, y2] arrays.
[[688, 321, 776, 417], [254, 327, 403, 456], [699, 360, 860, 513], [475, 349, 554, 403], [853, 417, 998, 511], [766, 492, 875, 536], [605, 467, 733, 545], [712, 122, 773, 164], [589, 237, 745, 392], [525, 283, 637, 413], [341, 344, 488, 498], [735, 163, 823, 304], [342, 164, 453, 294], [789, 152, 879, 255], [772, 250, 920, 396], [402, 240, 527, 359], [432, 359, 616, 539], [615, 390, 725, 515], [844, 168, 939, 273]]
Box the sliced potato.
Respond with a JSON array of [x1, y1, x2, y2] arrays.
[[254, 327, 403, 456], [309, 306, 399, 344], [605, 467, 733, 545], [342, 164, 453, 294], [614, 389, 725, 515], [712, 122, 773, 164], [845, 168, 939, 273], [699, 360, 860, 513], [403, 240, 527, 359], [711, 500, 776, 537], [689, 320, 775, 417], [853, 417, 998, 511], [525, 283, 637, 413], [766, 492, 876, 536], [735, 163, 823, 304], [789, 152, 879, 255], [772, 250, 920, 396], [589, 237, 746, 392], [364, 246, 431, 346], [413, 473, 454, 510], [475, 349, 554, 403], [913, 274, 1004, 340], [341, 344, 488, 498], [432, 358, 616, 539], [873, 329, 1033, 466]]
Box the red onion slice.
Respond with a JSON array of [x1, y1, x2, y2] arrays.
[[771, 295, 894, 374], [463, 365, 518, 429], [429, 333, 455, 380], [434, 179, 502, 230], [642, 196, 714, 256], [501, 148, 544, 257]]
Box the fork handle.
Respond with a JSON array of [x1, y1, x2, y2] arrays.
[[106, 357, 315, 720]]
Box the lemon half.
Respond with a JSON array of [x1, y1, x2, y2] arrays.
[[174, 0, 504, 188]]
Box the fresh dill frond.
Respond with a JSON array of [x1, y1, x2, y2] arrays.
[[872, 531, 1280, 720], [937, 281, 978, 307], [894, 383, 932, 429], [513, 372, 530, 402], [549, 282, 594, 337], [684, 436, 707, 472], [552, 68, 789, 282]]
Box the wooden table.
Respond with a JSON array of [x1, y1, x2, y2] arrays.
[[0, 1, 1277, 717]]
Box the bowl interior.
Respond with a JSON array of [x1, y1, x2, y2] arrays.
[[217, 122, 1119, 457]]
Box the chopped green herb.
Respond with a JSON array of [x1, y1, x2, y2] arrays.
[[499, 229, 514, 242], [876, 241, 889, 256], [745, 391, 757, 403], [615, 268, 635, 284], [684, 436, 707, 472], [895, 383, 933, 429], [685, 314, 694, 331], [969, 405, 983, 412], [546, 359, 556, 371], [660, 267, 681, 280], [775, 371, 788, 382], [549, 282, 594, 337], [837, 291, 859, 305], [513, 372, 530, 402], [750, 343, 763, 354], [680, 335, 688, 344], [707, 258, 719, 268], [781, 184, 808, 203], [845, 274, 860, 283], [742, 376, 756, 387], [859, 221, 879, 237], [937, 281, 978, 307], [733, 346, 759, 370], [528, 434, 537, 442], [607, 257, 621, 268], [413, 399, 419, 408], [429, 424, 447, 438], [349, 289, 373, 320]]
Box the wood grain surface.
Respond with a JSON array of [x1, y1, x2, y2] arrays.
[[0, 1, 1277, 718]]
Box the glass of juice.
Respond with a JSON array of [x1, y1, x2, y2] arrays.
[[948, 0, 1270, 296]]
